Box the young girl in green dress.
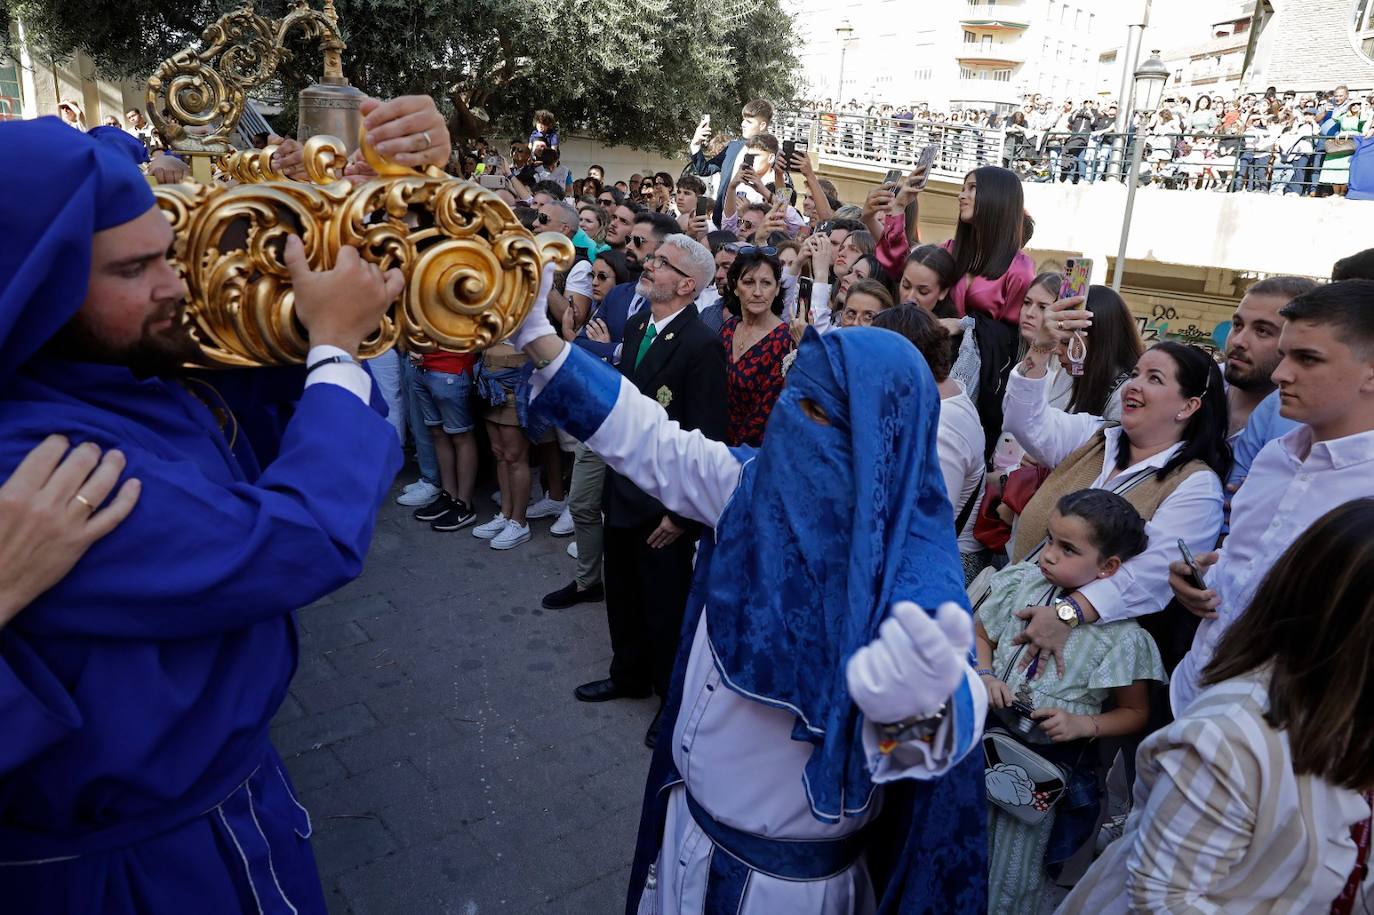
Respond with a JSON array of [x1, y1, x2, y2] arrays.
[[974, 489, 1167, 914]]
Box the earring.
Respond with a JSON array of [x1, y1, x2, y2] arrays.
[[1175, 413, 1185, 421]]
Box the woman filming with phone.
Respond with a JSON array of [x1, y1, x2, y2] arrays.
[[999, 294, 1229, 677], [1018, 278, 1143, 423]]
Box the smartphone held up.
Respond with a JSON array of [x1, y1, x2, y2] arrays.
[[1059, 256, 1092, 376]]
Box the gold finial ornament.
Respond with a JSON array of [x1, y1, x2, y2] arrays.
[[146, 2, 575, 367], [157, 134, 574, 367], [146, 2, 361, 160]]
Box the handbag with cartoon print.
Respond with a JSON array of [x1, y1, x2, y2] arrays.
[[982, 728, 1070, 825]]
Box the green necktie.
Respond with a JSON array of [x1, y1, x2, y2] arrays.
[[634, 321, 658, 370]]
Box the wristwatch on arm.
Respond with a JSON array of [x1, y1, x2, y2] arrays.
[[1055, 595, 1086, 629]]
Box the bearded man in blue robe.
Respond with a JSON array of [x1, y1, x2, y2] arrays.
[[0, 99, 446, 913]]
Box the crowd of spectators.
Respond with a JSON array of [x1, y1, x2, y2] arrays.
[[798, 84, 1374, 198], [14, 93, 1374, 912], [386, 97, 1374, 910]]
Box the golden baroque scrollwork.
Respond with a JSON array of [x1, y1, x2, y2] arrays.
[[145, 1, 351, 157], [155, 137, 574, 367]]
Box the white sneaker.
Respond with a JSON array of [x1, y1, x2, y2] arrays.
[[527, 496, 566, 520], [396, 480, 441, 506], [550, 505, 575, 537], [401, 479, 425, 492], [567, 541, 578, 559], [473, 513, 509, 539], [490, 520, 531, 550]]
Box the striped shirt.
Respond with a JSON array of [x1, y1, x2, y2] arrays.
[[1057, 672, 1374, 914]]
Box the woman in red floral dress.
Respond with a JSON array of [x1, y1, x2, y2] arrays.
[[719, 247, 795, 447]]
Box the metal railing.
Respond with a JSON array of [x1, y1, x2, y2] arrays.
[[778, 110, 1353, 197]]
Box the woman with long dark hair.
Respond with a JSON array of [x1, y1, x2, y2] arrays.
[[1061, 499, 1374, 911], [999, 296, 1229, 673], [944, 166, 1035, 327], [720, 248, 794, 446], [1019, 279, 1143, 422], [899, 244, 982, 398]]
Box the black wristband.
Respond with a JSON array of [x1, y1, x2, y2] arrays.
[[306, 354, 358, 374]]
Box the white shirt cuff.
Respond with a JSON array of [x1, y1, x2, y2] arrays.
[[304, 344, 372, 405], [1079, 576, 1125, 623]]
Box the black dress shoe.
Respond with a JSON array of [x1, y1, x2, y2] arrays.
[[541, 580, 605, 610], [574, 678, 652, 703], [644, 707, 664, 749]]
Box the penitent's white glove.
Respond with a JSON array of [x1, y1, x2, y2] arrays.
[[510, 262, 559, 353], [845, 601, 974, 724]]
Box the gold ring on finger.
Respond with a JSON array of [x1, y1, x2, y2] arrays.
[[73, 493, 95, 514]]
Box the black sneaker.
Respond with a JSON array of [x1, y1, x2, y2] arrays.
[[430, 499, 477, 532], [412, 491, 455, 522]]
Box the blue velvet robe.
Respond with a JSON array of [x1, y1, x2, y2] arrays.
[[0, 358, 400, 913]]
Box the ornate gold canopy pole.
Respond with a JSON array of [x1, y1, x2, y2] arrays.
[[144, 1, 364, 181], [143, 1, 574, 368]]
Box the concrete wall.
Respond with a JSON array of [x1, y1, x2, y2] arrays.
[[555, 134, 687, 187], [15, 37, 144, 124]]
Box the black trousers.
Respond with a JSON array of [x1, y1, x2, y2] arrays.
[[601, 521, 696, 698]]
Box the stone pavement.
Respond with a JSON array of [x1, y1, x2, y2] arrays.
[[271, 479, 658, 915]]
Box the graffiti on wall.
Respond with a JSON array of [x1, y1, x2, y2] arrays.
[[1136, 303, 1229, 355]]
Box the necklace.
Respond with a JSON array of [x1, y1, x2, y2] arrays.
[[177, 377, 240, 450]]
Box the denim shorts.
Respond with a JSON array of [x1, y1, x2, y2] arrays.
[[414, 367, 474, 434]]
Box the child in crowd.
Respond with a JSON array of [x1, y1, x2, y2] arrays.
[[529, 109, 559, 150], [974, 489, 1166, 914]]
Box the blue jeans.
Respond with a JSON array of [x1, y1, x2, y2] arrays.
[[401, 357, 439, 484], [415, 366, 476, 434], [365, 349, 405, 446]]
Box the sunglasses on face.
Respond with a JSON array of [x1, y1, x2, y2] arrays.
[[536, 213, 551, 224], [725, 244, 777, 256], [598, 197, 615, 205], [592, 270, 615, 282], [629, 234, 650, 247]]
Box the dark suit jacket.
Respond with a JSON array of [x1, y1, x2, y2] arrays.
[[602, 304, 727, 531], [571, 280, 640, 363]]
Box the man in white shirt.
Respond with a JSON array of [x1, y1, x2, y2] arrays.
[[535, 201, 593, 326], [1171, 280, 1374, 713]]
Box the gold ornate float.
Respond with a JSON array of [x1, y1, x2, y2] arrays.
[[145, 1, 573, 367]]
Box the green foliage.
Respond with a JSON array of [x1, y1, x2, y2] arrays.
[[2, 0, 801, 153]]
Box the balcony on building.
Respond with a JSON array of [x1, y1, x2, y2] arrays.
[[956, 45, 1026, 66], [960, 2, 1031, 29]]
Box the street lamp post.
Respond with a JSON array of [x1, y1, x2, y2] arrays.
[[835, 20, 854, 104], [1111, 50, 1169, 292]]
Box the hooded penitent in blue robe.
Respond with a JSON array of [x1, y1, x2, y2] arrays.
[[0, 119, 400, 912], [528, 328, 987, 914]]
